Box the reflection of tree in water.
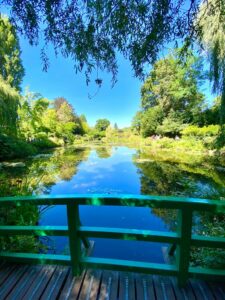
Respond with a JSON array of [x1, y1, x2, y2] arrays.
[[0, 147, 91, 196], [0, 146, 91, 252], [133, 150, 225, 268], [133, 150, 225, 198], [95, 146, 112, 159]]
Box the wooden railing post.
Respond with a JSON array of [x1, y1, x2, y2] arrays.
[[67, 202, 82, 276], [176, 208, 192, 287]]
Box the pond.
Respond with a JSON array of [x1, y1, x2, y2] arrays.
[[1, 145, 225, 263]]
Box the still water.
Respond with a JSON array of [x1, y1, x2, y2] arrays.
[[1, 146, 225, 263]]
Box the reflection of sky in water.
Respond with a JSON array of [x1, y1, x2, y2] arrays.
[[40, 147, 169, 262], [40, 146, 225, 261], [50, 147, 140, 194]]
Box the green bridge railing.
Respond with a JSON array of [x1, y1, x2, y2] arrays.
[[0, 194, 225, 286]]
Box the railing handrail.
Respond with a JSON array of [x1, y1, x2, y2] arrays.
[[0, 193, 225, 287], [0, 193, 224, 211]]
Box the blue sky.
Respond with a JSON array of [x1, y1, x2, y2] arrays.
[[20, 37, 142, 128], [19, 36, 214, 129], [1, 5, 215, 129]]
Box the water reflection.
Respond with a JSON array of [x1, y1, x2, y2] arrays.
[[0, 146, 224, 265]]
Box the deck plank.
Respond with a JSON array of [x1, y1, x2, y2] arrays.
[[118, 272, 136, 300], [190, 279, 215, 300], [0, 264, 28, 299], [22, 265, 56, 300], [59, 269, 86, 300], [207, 281, 225, 300], [135, 274, 156, 300], [78, 269, 102, 300], [0, 263, 224, 300], [6, 265, 43, 300], [157, 275, 176, 300], [40, 266, 69, 300], [171, 277, 196, 300], [98, 270, 119, 300], [0, 263, 16, 286]]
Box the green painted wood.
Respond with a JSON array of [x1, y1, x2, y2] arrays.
[[176, 209, 193, 287], [0, 193, 224, 283], [78, 226, 180, 243], [0, 194, 224, 212], [189, 266, 225, 279], [80, 257, 178, 276], [67, 202, 81, 276], [0, 252, 70, 265], [0, 225, 68, 236], [191, 235, 225, 248]]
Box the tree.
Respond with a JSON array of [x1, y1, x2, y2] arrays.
[[131, 111, 142, 135], [156, 111, 187, 137], [141, 49, 205, 122], [114, 123, 118, 130], [18, 90, 50, 140], [2, 0, 223, 86], [0, 75, 20, 136], [135, 49, 206, 137], [196, 0, 225, 124], [79, 114, 90, 134], [54, 97, 75, 122], [0, 16, 24, 91], [140, 106, 164, 137], [95, 119, 110, 132]]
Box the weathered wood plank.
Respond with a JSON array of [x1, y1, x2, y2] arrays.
[[135, 274, 156, 300], [58, 268, 86, 300], [98, 270, 119, 300], [118, 272, 135, 300], [22, 265, 56, 300], [157, 275, 176, 300], [207, 281, 225, 300], [78, 269, 102, 300], [171, 277, 196, 300], [6, 265, 43, 300], [0, 265, 28, 299], [40, 266, 69, 300], [1, 264, 225, 300], [190, 279, 215, 300], [0, 263, 16, 286]]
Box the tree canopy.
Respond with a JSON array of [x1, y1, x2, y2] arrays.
[[196, 0, 225, 123], [0, 75, 20, 135], [95, 119, 110, 132], [1, 1, 223, 86], [132, 49, 206, 137], [0, 16, 24, 91]]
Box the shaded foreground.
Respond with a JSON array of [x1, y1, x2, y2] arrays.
[[0, 262, 224, 300]]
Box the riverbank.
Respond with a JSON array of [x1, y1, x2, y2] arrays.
[[2, 130, 225, 169], [73, 133, 225, 167]]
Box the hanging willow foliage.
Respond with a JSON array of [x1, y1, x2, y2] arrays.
[[0, 75, 20, 136], [196, 0, 225, 124]]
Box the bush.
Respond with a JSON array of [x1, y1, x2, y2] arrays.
[[141, 106, 164, 137], [31, 133, 58, 149], [182, 125, 220, 138], [0, 134, 37, 160]]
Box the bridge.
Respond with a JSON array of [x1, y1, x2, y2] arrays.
[[0, 194, 224, 299]]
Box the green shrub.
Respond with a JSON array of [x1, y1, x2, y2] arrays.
[[0, 134, 36, 160], [31, 133, 58, 149], [182, 125, 220, 138]]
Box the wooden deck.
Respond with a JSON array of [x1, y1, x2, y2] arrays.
[[0, 262, 224, 300]]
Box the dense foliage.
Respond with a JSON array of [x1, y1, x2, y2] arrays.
[[1, 1, 223, 88], [132, 49, 211, 138], [196, 0, 225, 123], [0, 16, 24, 91], [0, 75, 20, 136]]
